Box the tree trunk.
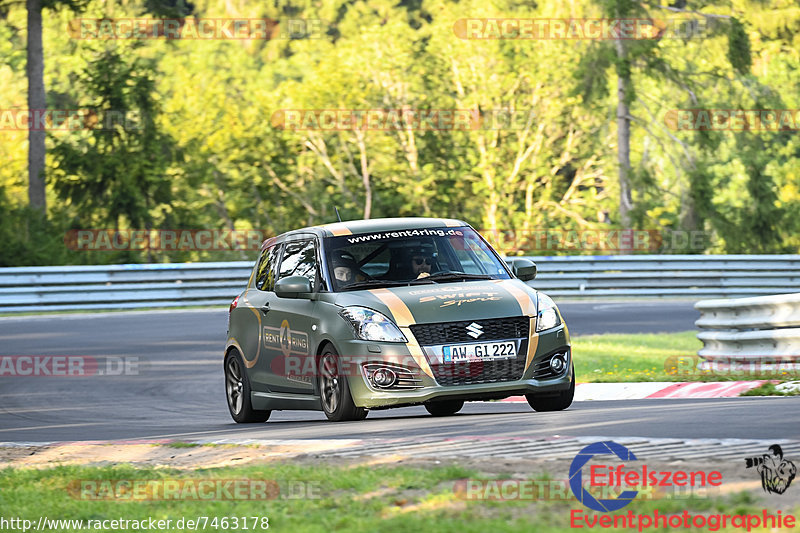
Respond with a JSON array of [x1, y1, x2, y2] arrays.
[[354, 130, 372, 219], [27, 0, 46, 214], [615, 38, 633, 231]]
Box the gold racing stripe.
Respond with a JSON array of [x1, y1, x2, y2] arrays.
[[400, 328, 433, 378], [491, 280, 540, 373], [322, 222, 353, 236], [491, 279, 537, 317], [368, 288, 434, 378], [239, 292, 262, 368], [247, 267, 256, 288], [526, 317, 540, 372], [368, 288, 414, 326]]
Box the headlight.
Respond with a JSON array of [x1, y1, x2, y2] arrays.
[[340, 306, 408, 343], [536, 293, 561, 332]]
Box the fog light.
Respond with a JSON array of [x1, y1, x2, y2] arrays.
[[550, 354, 567, 374], [371, 367, 397, 388]]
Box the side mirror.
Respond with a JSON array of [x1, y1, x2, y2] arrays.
[[507, 258, 537, 281], [274, 275, 313, 298]]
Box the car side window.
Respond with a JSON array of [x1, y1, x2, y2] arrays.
[[278, 240, 317, 288], [255, 245, 280, 291]]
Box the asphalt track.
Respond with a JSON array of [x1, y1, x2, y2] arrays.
[[1, 301, 796, 444]]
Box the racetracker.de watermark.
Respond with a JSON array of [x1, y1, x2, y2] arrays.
[[64, 229, 712, 253], [0, 109, 141, 131], [664, 355, 800, 378], [664, 109, 800, 131], [454, 478, 719, 501], [270, 109, 535, 130], [0, 356, 140, 377], [64, 229, 266, 252], [452, 18, 719, 40], [270, 354, 498, 381], [483, 229, 710, 253], [67, 18, 326, 40], [68, 479, 320, 500]]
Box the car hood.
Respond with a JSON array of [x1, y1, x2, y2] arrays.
[[333, 279, 538, 326]]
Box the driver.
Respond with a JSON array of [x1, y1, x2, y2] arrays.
[[408, 244, 436, 279], [330, 250, 362, 286]]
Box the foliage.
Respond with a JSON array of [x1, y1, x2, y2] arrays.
[[0, 0, 799, 264]]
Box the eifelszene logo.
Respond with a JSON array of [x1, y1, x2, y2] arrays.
[[569, 441, 639, 512], [569, 441, 722, 512], [745, 444, 797, 495]]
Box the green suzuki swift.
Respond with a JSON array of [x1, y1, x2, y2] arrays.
[[224, 217, 573, 423]]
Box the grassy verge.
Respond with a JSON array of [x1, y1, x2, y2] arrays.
[[0, 463, 784, 533], [740, 382, 800, 396], [574, 331, 700, 382], [572, 331, 798, 384]]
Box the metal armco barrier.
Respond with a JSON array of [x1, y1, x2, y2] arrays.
[[525, 254, 800, 298], [0, 262, 252, 313], [695, 293, 800, 361], [1, 254, 799, 313]]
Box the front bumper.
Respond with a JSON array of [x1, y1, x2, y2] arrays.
[[340, 322, 572, 409]]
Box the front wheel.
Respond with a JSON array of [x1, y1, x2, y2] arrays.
[[319, 347, 368, 422], [225, 349, 271, 423], [525, 366, 575, 412], [424, 399, 464, 417]]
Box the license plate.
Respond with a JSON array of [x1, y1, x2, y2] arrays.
[[442, 341, 516, 363]]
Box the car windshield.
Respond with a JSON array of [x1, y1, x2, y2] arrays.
[[324, 227, 511, 291]]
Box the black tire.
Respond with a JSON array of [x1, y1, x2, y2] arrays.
[[424, 399, 464, 417], [525, 365, 575, 412], [319, 346, 368, 422], [225, 349, 271, 423]]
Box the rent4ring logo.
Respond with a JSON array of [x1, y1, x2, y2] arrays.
[[569, 441, 722, 512]]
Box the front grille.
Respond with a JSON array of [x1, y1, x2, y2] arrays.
[[428, 341, 529, 386], [410, 316, 529, 346], [410, 317, 530, 386]]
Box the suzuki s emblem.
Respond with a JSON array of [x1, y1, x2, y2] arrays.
[[466, 322, 484, 339]]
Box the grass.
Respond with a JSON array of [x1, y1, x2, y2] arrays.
[[573, 331, 703, 382], [0, 462, 785, 532], [571, 331, 800, 384], [740, 382, 800, 396]]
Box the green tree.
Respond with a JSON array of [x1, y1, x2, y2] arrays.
[[50, 48, 176, 232]]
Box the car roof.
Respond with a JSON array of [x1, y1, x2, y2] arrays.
[[263, 217, 470, 248]]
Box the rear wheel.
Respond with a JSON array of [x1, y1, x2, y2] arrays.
[[424, 399, 464, 417], [525, 366, 575, 412], [225, 349, 271, 423], [320, 347, 368, 422]]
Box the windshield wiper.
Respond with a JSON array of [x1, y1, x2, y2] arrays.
[[422, 272, 494, 283], [339, 279, 411, 291]]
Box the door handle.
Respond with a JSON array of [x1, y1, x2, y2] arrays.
[[260, 303, 270, 314]]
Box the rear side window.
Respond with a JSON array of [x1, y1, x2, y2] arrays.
[[255, 245, 280, 291], [278, 240, 318, 287]]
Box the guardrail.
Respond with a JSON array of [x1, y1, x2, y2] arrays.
[[695, 293, 800, 361], [527, 254, 800, 298], [1, 255, 799, 313], [0, 262, 252, 313]]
